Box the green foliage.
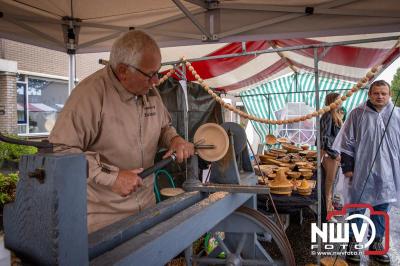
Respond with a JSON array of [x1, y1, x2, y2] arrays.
[[0, 172, 19, 205], [391, 67, 400, 107], [0, 135, 38, 162], [0, 137, 38, 208]]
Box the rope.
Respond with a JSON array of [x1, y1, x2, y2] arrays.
[[157, 58, 381, 125]]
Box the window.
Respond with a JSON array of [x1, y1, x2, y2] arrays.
[[17, 75, 68, 135], [16, 75, 27, 124], [275, 102, 316, 145]]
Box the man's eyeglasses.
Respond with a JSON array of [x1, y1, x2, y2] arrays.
[[126, 64, 159, 81]]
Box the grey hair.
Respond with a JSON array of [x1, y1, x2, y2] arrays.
[[109, 30, 160, 71]]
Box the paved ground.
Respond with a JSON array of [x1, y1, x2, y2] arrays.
[[281, 206, 399, 266], [353, 206, 400, 266]]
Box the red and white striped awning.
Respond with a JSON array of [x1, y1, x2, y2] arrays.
[[162, 32, 400, 93]]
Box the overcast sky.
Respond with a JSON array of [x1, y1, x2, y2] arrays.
[[376, 57, 400, 84]]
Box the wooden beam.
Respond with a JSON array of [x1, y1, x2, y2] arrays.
[[4, 154, 88, 265], [88, 191, 203, 259], [91, 192, 253, 266]]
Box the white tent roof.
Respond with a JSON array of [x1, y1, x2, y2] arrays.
[[1, 0, 400, 53]]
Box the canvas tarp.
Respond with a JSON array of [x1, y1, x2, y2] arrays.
[[1, 0, 400, 53]]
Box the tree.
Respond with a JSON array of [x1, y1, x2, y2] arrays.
[[391, 67, 400, 106]]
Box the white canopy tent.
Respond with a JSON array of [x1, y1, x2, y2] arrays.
[[1, 0, 400, 53]]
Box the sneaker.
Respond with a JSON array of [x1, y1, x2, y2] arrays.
[[345, 237, 361, 263], [369, 238, 390, 264]]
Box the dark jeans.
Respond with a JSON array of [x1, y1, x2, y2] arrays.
[[348, 203, 390, 240]]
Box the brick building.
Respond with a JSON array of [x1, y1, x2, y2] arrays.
[[0, 39, 108, 136]]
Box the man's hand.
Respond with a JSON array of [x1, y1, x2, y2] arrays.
[[163, 136, 195, 163], [111, 168, 144, 197], [344, 171, 353, 178]]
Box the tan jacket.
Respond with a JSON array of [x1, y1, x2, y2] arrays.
[[49, 66, 178, 233]]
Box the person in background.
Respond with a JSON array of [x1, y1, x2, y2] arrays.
[[319, 92, 344, 221], [339, 80, 399, 264], [49, 30, 194, 233]]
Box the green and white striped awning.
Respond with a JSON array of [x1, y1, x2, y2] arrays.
[[239, 72, 368, 143]]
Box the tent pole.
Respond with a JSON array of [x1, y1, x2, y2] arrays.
[[171, 0, 212, 40], [173, 63, 189, 179], [182, 65, 188, 141], [314, 47, 322, 266], [236, 87, 364, 97], [68, 53, 76, 94], [267, 94, 271, 133], [181, 64, 189, 182], [65, 17, 77, 94]]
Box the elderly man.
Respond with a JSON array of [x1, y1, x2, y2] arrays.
[[49, 30, 194, 233], [337, 80, 400, 264]]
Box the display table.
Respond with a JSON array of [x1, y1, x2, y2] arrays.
[[257, 187, 317, 214], [257, 174, 319, 226]]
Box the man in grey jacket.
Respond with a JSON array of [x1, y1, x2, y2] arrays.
[[338, 80, 399, 264]]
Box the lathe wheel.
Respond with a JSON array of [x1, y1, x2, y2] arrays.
[[190, 206, 296, 266]]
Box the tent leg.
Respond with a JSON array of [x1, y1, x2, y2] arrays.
[[182, 66, 188, 141], [69, 53, 76, 94], [314, 47, 322, 266]]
